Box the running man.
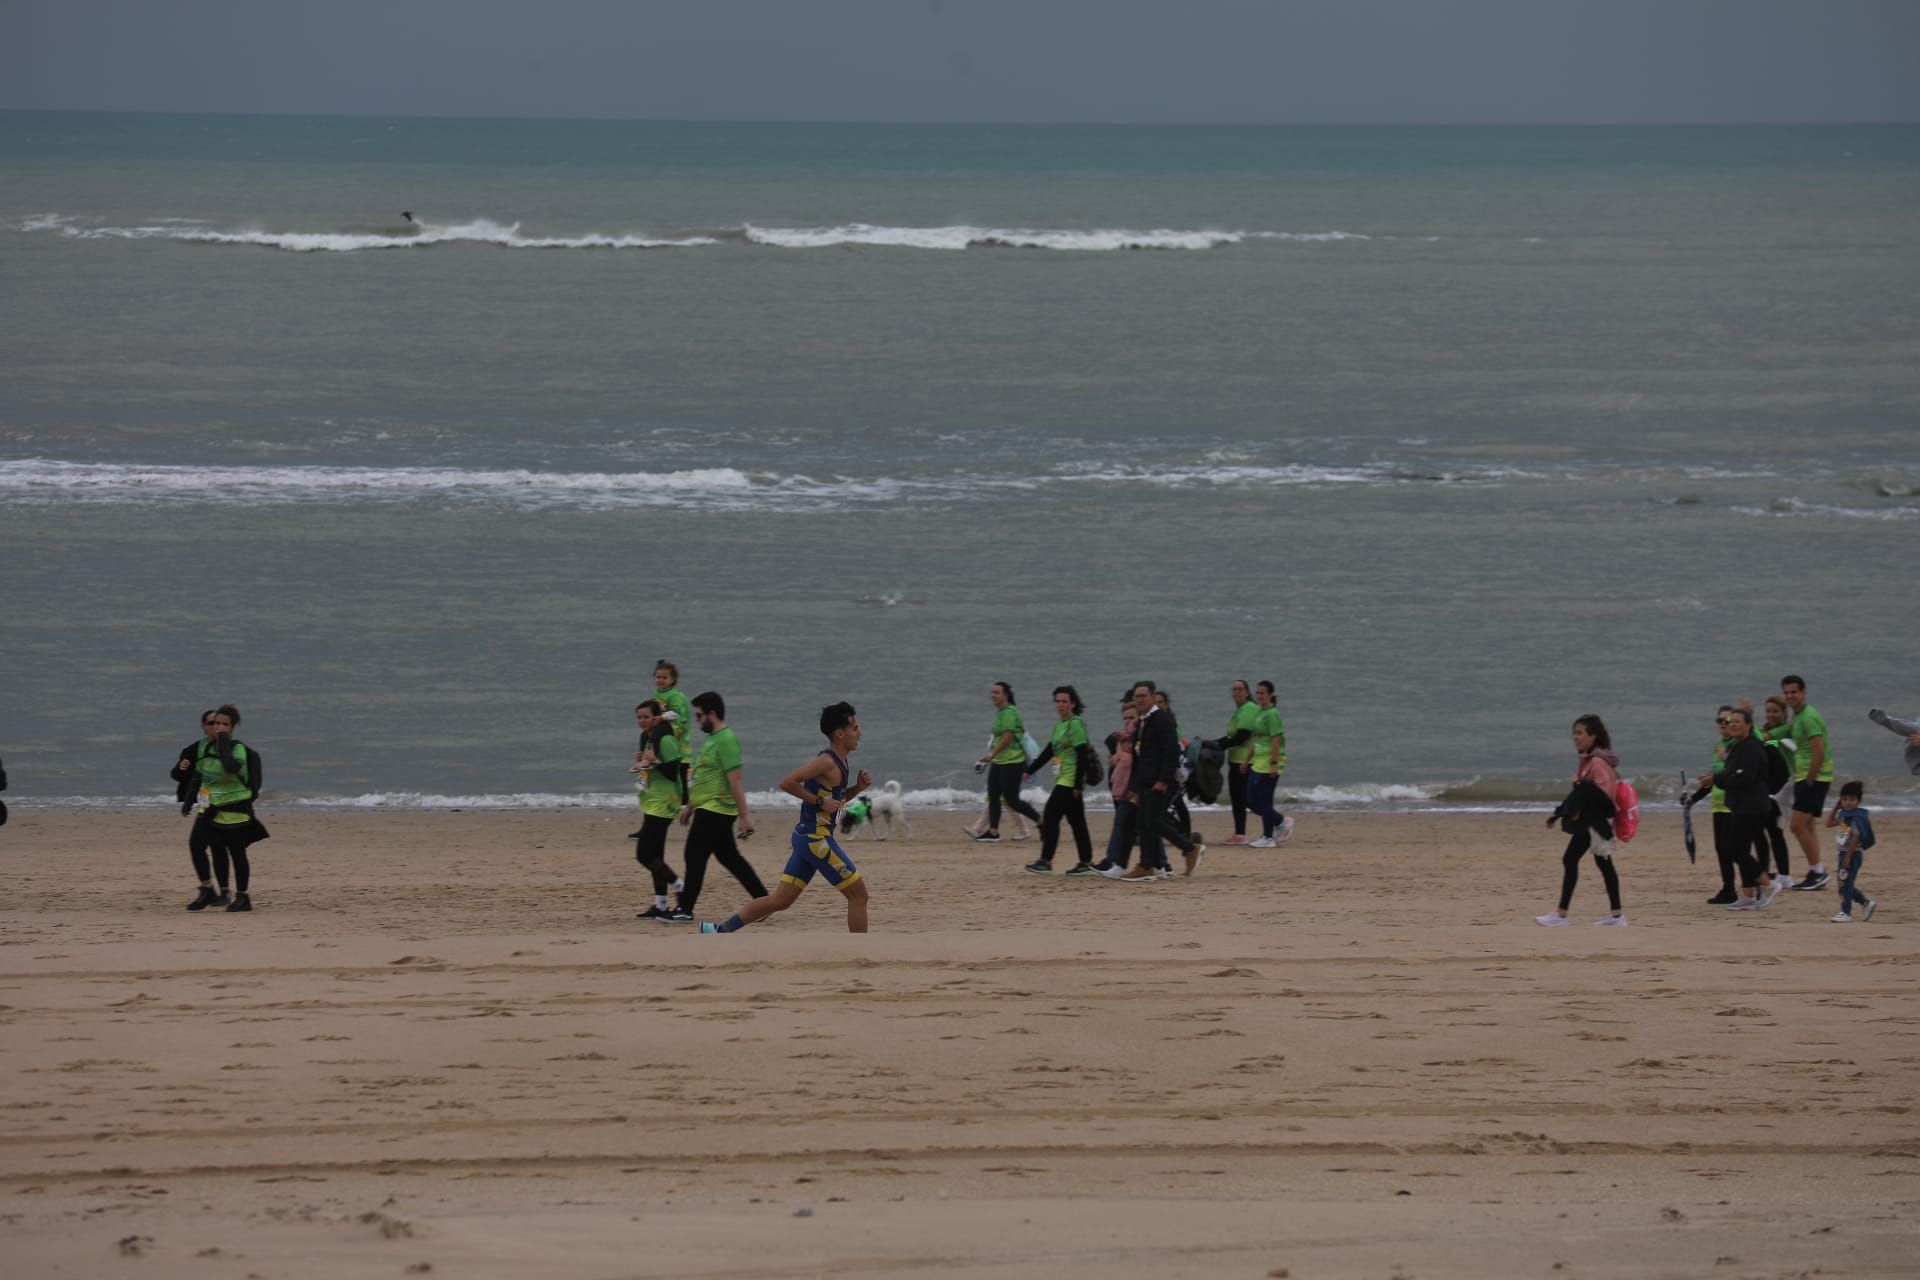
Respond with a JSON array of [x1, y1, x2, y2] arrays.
[[1781, 675, 1836, 890], [701, 701, 871, 933], [675, 691, 767, 921]]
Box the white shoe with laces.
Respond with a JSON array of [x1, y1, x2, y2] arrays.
[[1275, 816, 1296, 844], [1593, 913, 1629, 926], [1831, 910, 1853, 923], [1535, 913, 1570, 927]]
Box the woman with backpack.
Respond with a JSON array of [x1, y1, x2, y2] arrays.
[[1537, 713, 1627, 927], [1021, 685, 1095, 875]]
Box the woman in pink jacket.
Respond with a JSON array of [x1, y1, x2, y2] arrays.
[[1536, 714, 1627, 927]]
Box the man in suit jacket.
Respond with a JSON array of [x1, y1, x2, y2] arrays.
[[1111, 681, 1205, 881]]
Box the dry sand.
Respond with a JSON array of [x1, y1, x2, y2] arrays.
[[1, 806, 1915, 1278]]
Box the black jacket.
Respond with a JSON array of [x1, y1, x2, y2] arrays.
[[1712, 734, 1772, 815], [1131, 707, 1181, 793]]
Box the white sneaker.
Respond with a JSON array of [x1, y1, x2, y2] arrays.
[[1757, 878, 1786, 908], [1727, 896, 1759, 911], [1862, 900, 1878, 921], [1535, 913, 1570, 927], [1249, 837, 1276, 848], [1831, 911, 1853, 923], [1275, 816, 1296, 844], [1098, 864, 1131, 879], [1593, 913, 1628, 926]]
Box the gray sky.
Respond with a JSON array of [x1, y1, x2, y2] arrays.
[[3, 0, 1916, 125]]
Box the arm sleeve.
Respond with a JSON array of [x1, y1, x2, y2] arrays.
[[1028, 742, 1055, 771]]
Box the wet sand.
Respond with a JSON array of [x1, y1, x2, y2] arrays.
[[1, 808, 1915, 1277]]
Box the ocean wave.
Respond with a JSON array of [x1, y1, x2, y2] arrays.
[[739, 223, 1270, 251], [20, 213, 1374, 255], [1733, 497, 1920, 522], [20, 213, 716, 253], [1054, 461, 1540, 488], [0, 459, 937, 512]]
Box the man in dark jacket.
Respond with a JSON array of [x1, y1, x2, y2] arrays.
[[1111, 681, 1205, 881], [1704, 707, 1788, 911]]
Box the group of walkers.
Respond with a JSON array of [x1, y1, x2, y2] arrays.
[[159, 663, 1905, 935], [1542, 674, 1903, 928], [964, 678, 1294, 882]]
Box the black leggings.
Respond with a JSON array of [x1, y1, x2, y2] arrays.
[[1038, 786, 1092, 865], [634, 812, 679, 895], [986, 761, 1040, 831], [207, 829, 253, 893], [188, 813, 218, 885], [1727, 812, 1770, 888], [678, 808, 766, 915], [1764, 802, 1791, 877], [1558, 826, 1621, 912], [1227, 766, 1248, 835]]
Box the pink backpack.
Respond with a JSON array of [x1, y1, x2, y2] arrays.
[[1612, 779, 1640, 843]]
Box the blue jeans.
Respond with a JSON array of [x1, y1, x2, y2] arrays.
[[1104, 797, 1136, 867], [1247, 771, 1285, 838], [1837, 852, 1869, 912]]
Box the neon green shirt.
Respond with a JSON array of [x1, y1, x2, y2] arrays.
[[991, 707, 1026, 765], [1709, 738, 1731, 814], [1225, 700, 1261, 766], [639, 732, 685, 819], [688, 727, 743, 815], [1251, 707, 1286, 775], [657, 687, 692, 753], [1049, 716, 1088, 790], [1787, 705, 1833, 782]]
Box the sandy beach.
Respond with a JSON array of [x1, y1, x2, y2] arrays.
[[1, 806, 1914, 1278]]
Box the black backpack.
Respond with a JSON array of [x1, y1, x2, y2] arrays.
[[1076, 741, 1104, 790], [1763, 738, 1791, 793]]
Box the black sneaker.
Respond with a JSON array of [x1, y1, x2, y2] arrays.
[[1091, 860, 1115, 872], [1064, 863, 1096, 877], [662, 906, 695, 922], [972, 830, 1003, 843], [628, 829, 643, 839], [186, 886, 221, 911], [636, 905, 669, 920], [1706, 890, 1739, 905], [1791, 871, 1831, 891], [225, 892, 252, 913], [1024, 860, 1052, 875]]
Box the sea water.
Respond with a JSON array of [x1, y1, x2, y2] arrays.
[[2, 114, 1916, 811]]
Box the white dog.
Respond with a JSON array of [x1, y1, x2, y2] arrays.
[[862, 779, 910, 842]]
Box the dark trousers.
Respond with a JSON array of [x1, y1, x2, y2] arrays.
[[1247, 771, 1285, 838], [1764, 801, 1791, 877], [1038, 786, 1093, 865], [679, 808, 766, 914], [986, 761, 1041, 831], [207, 828, 252, 893], [188, 812, 218, 884], [1135, 786, 1192, 873], [634, 812, 679, 895], [1227, 765, 1248, 835], [1712, 812, 1737, 892], [1726, 812, 1770, 888], [1104, 797, 1137, 867], [1558, 826, 1621, 912]]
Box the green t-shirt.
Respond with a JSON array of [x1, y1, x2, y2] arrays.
[[639, 731, 685, 819], [688, 726, 743, 815], [1788, 705, 1833, 782], [991, 706, 1026, 765], [1049, 716, 1088, 789], [1708, 738, 1731, 815], [1225, 700, 1261, 766], [657, 687, 693, 753], [1251, 707, 1286, 774]]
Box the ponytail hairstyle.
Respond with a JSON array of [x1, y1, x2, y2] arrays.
[[216, 703, 241, 728], [994, 681, 1015, 706], [1052, 684, 1084, 715]]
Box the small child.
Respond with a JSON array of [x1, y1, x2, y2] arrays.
[[1825, 780, 1878, 922]]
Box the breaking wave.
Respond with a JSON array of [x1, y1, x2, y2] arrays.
[[19, 213, 1380, 255]]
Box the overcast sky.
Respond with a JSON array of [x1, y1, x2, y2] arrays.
[[2, 0, 1916, 125]]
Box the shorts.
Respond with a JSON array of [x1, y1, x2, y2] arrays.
[[1792, 779, 1830, 815], [781, 826, 862, 891]]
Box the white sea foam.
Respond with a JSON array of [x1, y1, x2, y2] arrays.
[[739, 223, 1265, 251], [20, 213, 716, 253], [0, 459, 930, 512], [20, 213, 1377, 256], [1733, 497, 1919, 522]]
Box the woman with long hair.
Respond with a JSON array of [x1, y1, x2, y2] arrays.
[[971, 681, 1040, 843], [1537, 714, 1625, 927], [1022, 686, 1095, 875]]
